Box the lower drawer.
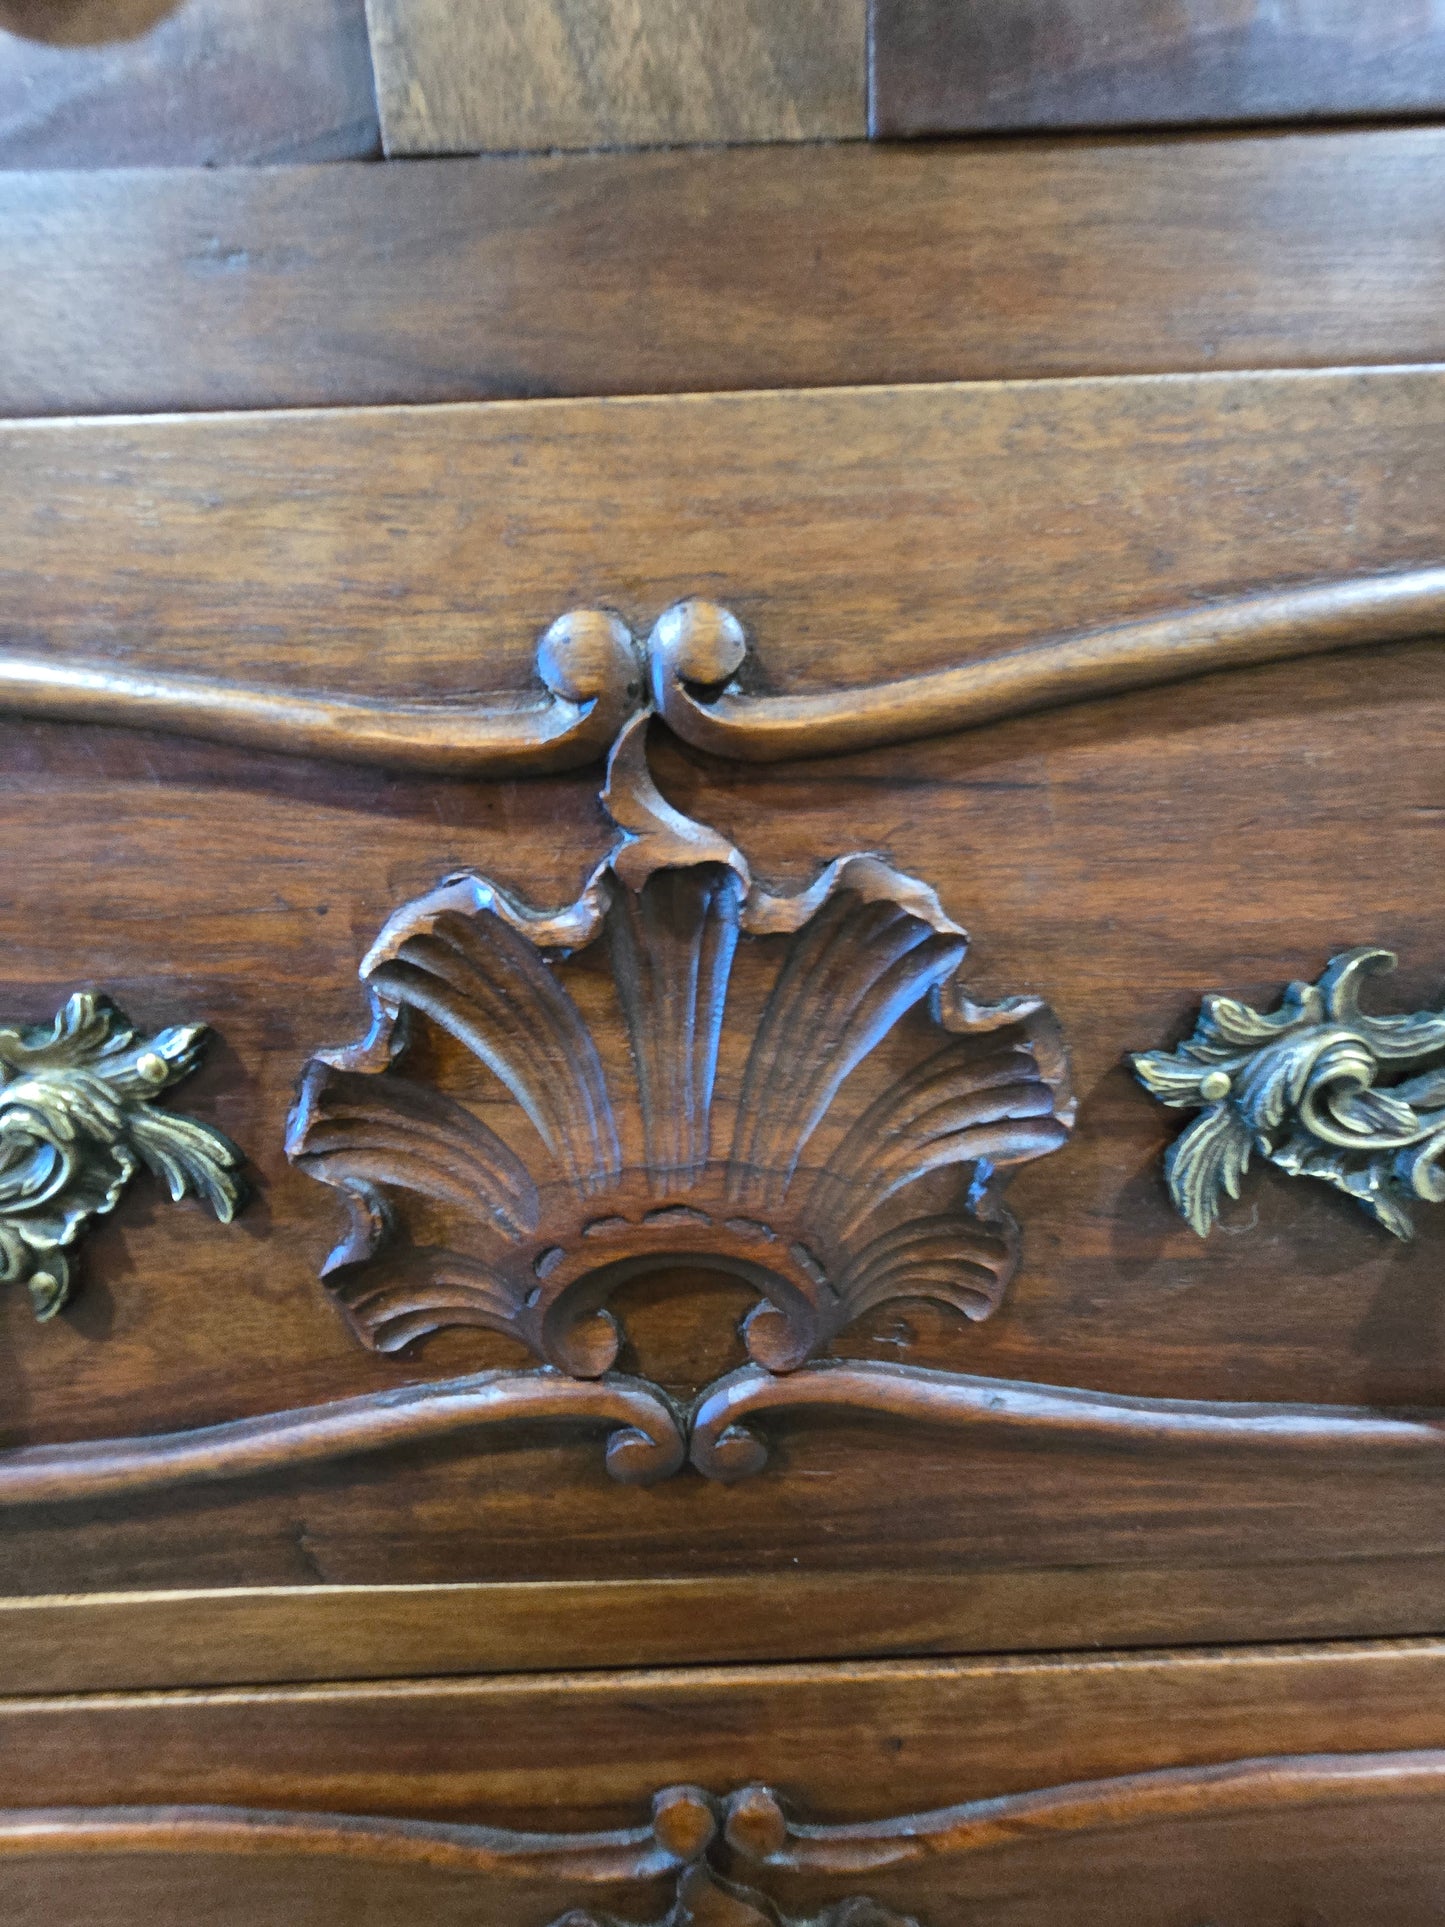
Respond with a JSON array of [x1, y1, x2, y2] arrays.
[[3, 1638, 1445, 1923]]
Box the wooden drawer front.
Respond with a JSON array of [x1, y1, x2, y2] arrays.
[[0, 368, 1442, 1664], [4, 1642, 1445, 1924]]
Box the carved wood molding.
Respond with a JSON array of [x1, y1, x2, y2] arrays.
[[684, 1359, 1445, 1482], [2, 570, 1441, 775], [0, 607, 644, 777], [1, 1357, 1440, 1508], [0, 1367, 686, 1504], [3, 1756, 1444, 1922], [647, 572, 1445, 763]]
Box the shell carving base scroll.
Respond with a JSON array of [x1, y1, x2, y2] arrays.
[[286, 715, 1075, 1475], [1133, 947, 1445, 1239]]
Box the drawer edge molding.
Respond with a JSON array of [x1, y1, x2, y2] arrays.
[[0, 572, 1440, 777], [1, 1356, 1440, 1507], [2, 1754, 1444, 1923], [651, 572, 1445, 763]]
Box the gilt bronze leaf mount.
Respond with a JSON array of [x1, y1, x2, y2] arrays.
[[0, 991, 245, 1319], [286, 708, 1075, 1464], [1133, 947, 1445, 1239]]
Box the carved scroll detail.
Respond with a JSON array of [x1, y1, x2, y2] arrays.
[[0, 992, 244, 1320], [1133, 947, 1445, 1238], [0, 607, 644, 777], [648, 572, 1445, 763], [0, 1368, 684, 1503], [6, 572, 1442, 776], [1, 1357, 1438, 1506], [685, 1359, 1445, 1482], [3, 1758, 1443, 1923], [286, 715, 1074, 1388]]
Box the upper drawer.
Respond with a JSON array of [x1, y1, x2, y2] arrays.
[[1, 368, 1443, 1680]]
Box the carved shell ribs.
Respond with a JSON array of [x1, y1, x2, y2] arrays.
[[286, 717, 1074, 1380]]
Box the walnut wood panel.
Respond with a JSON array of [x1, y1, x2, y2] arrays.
[[6, 131, 1445, 417], [870, 0, 1445, 137], [6, 1641, 1445, 1824], [0, 0, 378, 167], [364, 0, 865, 156], [5, 1648, 1445, 1920], [0, 374, 1443, 1632], [16, 1562, 1445, 1692]]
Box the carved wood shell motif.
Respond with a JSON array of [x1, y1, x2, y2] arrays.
[[287, 714, 1074, 1420]]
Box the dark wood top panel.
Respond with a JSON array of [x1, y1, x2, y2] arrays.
[[871, 0, 1445, 137], [0, 0, 378, 168], [4, 131, 1445, 416], [365, 0, 865, 155]]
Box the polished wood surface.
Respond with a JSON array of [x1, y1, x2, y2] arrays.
[[364, 0, 865, 156], [9, 1641, 1445, 1822], [0, 0, 378, 166], [5, 36, 1443, 1911], [16, 1560, 1445, 1692], [0, 371, 1442, 1647], [6, 1646, 1445, 1920], [6, 131, 1445, 415], [871, 0, 1445, 137]]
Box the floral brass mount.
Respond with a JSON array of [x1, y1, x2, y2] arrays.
[[0, 993, 245, 1320], [285, 705, 1075, 1480], [1133, 947, 1445, 1239]]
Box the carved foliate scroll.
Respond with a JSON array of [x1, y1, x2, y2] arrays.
[[5, 571, 1444, 775], [0, 992, 245, 1319], [546, 1783, 914, 1927], [1133, 947, 1445, 1238], [287, 714, 1073, 1402]]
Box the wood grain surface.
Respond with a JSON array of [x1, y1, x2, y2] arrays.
[[16, 1562, 1445, 1692], [365, 0, 865, 155], [7, 1641, 1445, 1823], [0, 371, 1442, 1634], [871, 0, 1445, 137], [5, 1651, 1445, 1919], [5, 130, 1445, 416], [0, 0, 378, 166]]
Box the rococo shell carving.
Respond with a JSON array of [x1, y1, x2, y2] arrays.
[[286, 714, 1075, 1382]]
